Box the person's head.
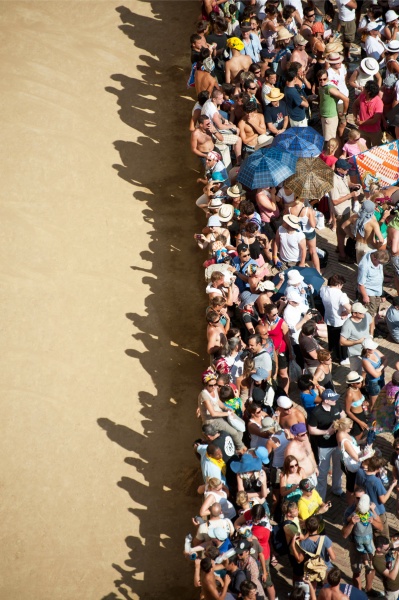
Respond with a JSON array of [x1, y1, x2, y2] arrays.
[[206, 150, 222, 168], [327, 52, 343, 70], [207, 477, 223, 491], [224, 554, 239, 571], [305, 515, 320, 534], [283, 454, 301, 475], [243, 78, 259, 96], [240, 580, 257, 600], [299, 478, 315, 495], [278, 395, 294, 414], [347, 128, 362, 143], [371, 249, 390, 266], [211, 88, 224, 105], [297, 374, 315, 392], [248, 334, 262, 354], [289, 61, 305, 78], [333, 416, 353, 433], [190, 33, 203, 50], [209, 502, 222, 518], [281, 500, 299, 519], [375, 536, 390, 553], [366, 455, 385, 472], [236, 490, 249, 507], [304, 5, 316, 20], [249, 62, 262, 78], [327, 567, 342, 588], [321, 388, 340, 407], [290, 422, 308, 440], [205, 544, 220, 561], [227, 327, 241, 341], [361, 337, 379, 357], [196, 20, 209, 35], [200, 557, 213, 573], [264, 68, 277, 85], [392, 370, 399, 386], [228, 337, 241, 355], [199, 46, 211, 63], [243, 356, 255, 377], [317, 69, 328, 87], [301, 320, 317, 337], [202, 422, 219, 440], [241, 20, 252, 38], [323, 137, 339, 156], [243, 99, 258, 114], [250, 503, 265, 524], [221, 83, 235, 100], [293, 34, 308, 50], [198, 115, 211, 132], [285, 69, 299, 83], [206, 309, 221, 327], [219, 384, 235, 401], [255, 323, 269, 344], [351, 302, 368, 321], [364, 80, 380, 100], [366, 5, 383, 20], [207, 443, 223, 460], [202, 370, 217, 391], [312, 21, 324, 37], [264, 303, 279, 322], [327, 273, 345, 288], [236, 539, 251, 561], [216, 372, 230, 387], [248, 403, 264, 419], [283, 5, 296, 21], [210, 270, 225, 287], [213, 15, 228, 33], [317, 348, 332, 364]]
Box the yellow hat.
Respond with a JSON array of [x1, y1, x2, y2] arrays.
[[227, 37, 244, 51]]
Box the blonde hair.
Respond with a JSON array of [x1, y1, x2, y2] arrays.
[[317, 348, 331, 362], [236, 491, 249, 507], [207, 477, 222, 489], [333, 416, 353, 432], [325, 138, 339, 155], [347, 128, 361, 142]]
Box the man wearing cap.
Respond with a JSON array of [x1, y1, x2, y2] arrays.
[[237, 100, 268, 157], [326, 53, 349, 138], [364, 22, 386, 63], [264, 89, 288, 136], [340, 303, 373, 374], [353, 80, 384, 148], [317, 69, 350, 141], [277, 396, 306, 430], [308, 388, 346, 500], [225, 37, 252, 84], [341, 200, 385, 264], [192, 502, 235, 546], [285, 423, 319, 484], [230, 243, 258, 294], [283, 69, 309, 127], [247, 334, 272, 378], [297, 478, 331, 521], [236, 539, 266, 599], [273, 214, 307, 269], [330, 158, 361, 264], [335, 0, 356, 62], [357, 250, 389, 335], [291, 34, 313, 76], [386, 297, 399, 343]]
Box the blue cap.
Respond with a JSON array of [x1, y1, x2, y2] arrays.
[[321, 389, 340, 402], [251, 368, 268, 382], [211, 171, 226, 182], [335, 158, 351, 171], [255, 446, 270, 464]]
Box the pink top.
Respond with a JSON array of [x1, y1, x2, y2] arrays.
[[320, 152, 337, 167], [358, 92, 384, 133], [257, 190, 280, 223], [342, 139, 367, 158]]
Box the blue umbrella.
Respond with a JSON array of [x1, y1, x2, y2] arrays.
[[271, 126, 324, 158], [272, 267, 325, 295], [237, 147, 297, 190]]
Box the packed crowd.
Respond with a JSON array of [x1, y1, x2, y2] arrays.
[[185, 0, 399, 599]]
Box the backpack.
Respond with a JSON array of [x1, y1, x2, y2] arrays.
[[271, 519, 296, 556], [300, 535, 327, 583]]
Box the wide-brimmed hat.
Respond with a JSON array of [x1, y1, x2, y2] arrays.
[[287, 269, 304, 285], [293, 33, 308, 46], [207, 215, 222, 227], [227, 37, 244, 51], [265, 88, 284, 102], [276, 27, 293, 41], [346, 371, 363, 385], [327, 52, 343, 64], [209, 197, 223, 208], [323, 41, 344, 56], [351, 302, 368, 314], [386, 40, 399, 53], [218, 203, 234, 222], [227, 183, 244, 198], [254, 134, 274, 151], [230, 453, 262, 473], [360, 57, 379, 75], [283, 214, 301, 231], [363, 338, 378, 350], [366, 21, 380, 32], [386, 10, 399, 23]]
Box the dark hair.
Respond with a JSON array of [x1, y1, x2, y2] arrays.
[[207, 443, 221, 457], [204, 545, 220, 560], [304, 5, 315, 17], [297, 374, 314, 392], [225, 554, 239, 565], [229, 3, 237, 15], [265, 68, 276, 78], [216, 373, 230, 384], [306, 515, 319, 533], [366, 455, 385, 471], [248, 333, 262, 346], [190, 33, 201, 45], [198, 114, 210, 125], [206, 310, 220, 324], [264, 303, 278, 315], [243, 79, 258, 91], [200, 47, 211, 62], [200, 557, 213, 573], [365, 80, 380, 98], [327, 567, 342, 587], [317, 68, 328, 80], [283, 5, 296, 18], [214, 15, 228, 32], [198, 90, 210, 106], [239, 200, 256, 215], [219, 384, 235, 400], [285, 69, 298, 83], [243, 100, 257, 113], [222, 83, 235, 97], [251, 504, 265, 522], [281, 500, 298, 515], [375, 535, 390, 549], [328, 274, 346, 286], [245, 221, 258, 234], [302, 321, 317, 336], [196, 20, 209, 33], [367, 5, 383, 19], [227, 327, 241, 339], [266, 5, 278, 15], [249, 62, 262, 74], [240, 581, 257, 597]]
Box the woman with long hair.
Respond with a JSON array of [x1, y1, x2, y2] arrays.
[[361, 339, 387, 412], [280, 455, 305, 503], [334, 416, 362, 504], [344, 370, 368, 441]]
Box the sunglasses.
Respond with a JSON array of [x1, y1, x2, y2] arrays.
[[248, 86, 257, 90], [289, 463, 299, 468], [318, 77, 328, 82], [207, 383, 217, 387], [297, 433, 307, 437]]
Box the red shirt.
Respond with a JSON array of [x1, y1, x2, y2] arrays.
[[357, 92, 383, 133], [320, 152, 337, 168], [243, 509, 271, 559]]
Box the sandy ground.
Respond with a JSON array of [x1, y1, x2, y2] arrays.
[[1, 2, 203, 599]]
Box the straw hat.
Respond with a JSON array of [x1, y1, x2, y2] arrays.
[[218, 204, 234, 222], [360, 57, 379, 75], [276, 27, 293, 42], [327, 52, 343, 64], [323, 41, 344, 57], [265, 88, 284, 102]]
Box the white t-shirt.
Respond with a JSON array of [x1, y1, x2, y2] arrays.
[[336, 0, 355, 22], [327, 65, 349, 97], [201, 99, 218, 123], [330, 173, 351, 217], [283, 0, 303, 18], [364, 35, 386, 62], [320, 286, 350, 326], [278, 226, 305, 262], [284, 304, 306, 344], [278, 187, 295, 204]]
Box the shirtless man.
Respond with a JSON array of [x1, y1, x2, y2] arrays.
[[318, 567, 354, 600], [195, 55, 220, 95], [194, 556, 231, 600], [284, 422, 319, 484], [341, 200, 385, 263], [202, 89, 242, 167], [237, 101, 267, 156], [191, 115, 224, 164], [207, 310, 227, 356], [276, 396, 306, 430], [290, 34, 314, 76], [225, 37, 252, 84], [388, 213, 399, 295]]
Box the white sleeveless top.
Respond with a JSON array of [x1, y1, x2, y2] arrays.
[[249, 420, 268, 448], [204, 489, 236, 520], [272, 430, 289, 468]]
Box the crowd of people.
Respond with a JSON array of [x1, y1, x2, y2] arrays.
[[184, 0, 399, 599]]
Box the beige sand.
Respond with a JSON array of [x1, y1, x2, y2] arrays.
[[1, 2, 203, 598]]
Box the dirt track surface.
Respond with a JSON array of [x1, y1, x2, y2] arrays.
[[1, 2, 203, 599]]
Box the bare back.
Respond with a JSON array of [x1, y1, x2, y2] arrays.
[[285, 439, 315, 477], [225, 54, 252, 83]]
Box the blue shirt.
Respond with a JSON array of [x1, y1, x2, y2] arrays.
[[300, 390, 318, 414], [355, 468, 386, 515], [240, 34, 262, 63], [283, 85, 307, 121], [357, 251, 384, 296], [232, 256, 258, 293], [386, 305, 399, 343]]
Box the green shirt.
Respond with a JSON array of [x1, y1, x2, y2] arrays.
[[319, 84, 338, 118], [373, 553, 399, 592]]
